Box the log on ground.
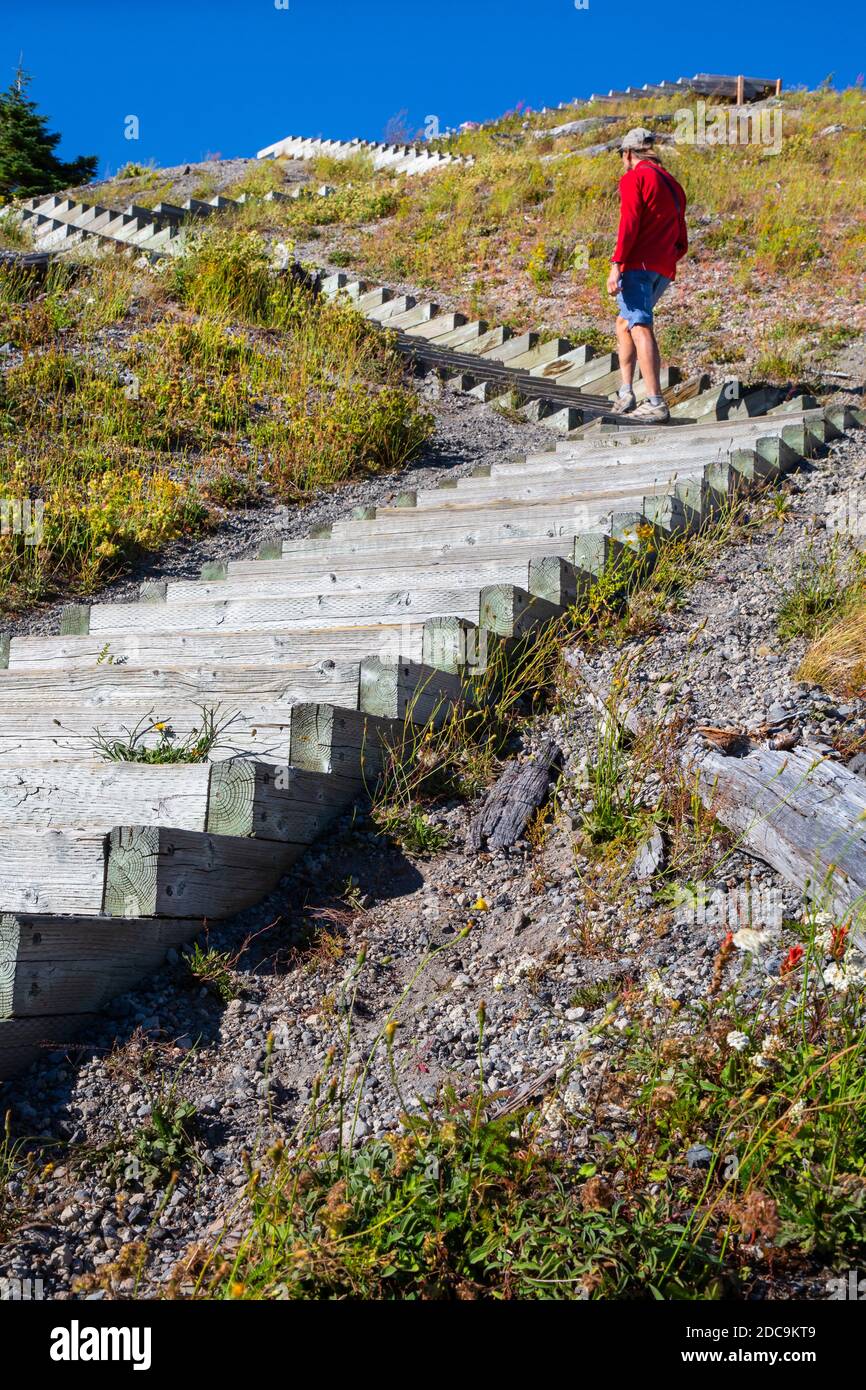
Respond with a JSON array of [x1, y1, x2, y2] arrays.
[[693, 741, 866, 918], [468, 736, 562, 852]]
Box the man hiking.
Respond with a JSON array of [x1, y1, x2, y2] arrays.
[[607, 127, 688, 423]]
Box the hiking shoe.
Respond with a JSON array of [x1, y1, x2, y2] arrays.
[[630, 398, 670, 423], [609, 390, 636, 415]]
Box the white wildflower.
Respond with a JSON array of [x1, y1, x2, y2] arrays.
[[732, 927, 771, 954], [817, 928, 835, 954], [807, 911, 836, 953], [824, 957, 866, 993], [645, 970, 666, 998], [726, 1029, 750, 1052], [753, 1034, 782, 1069], [823, 962, 850, 993]]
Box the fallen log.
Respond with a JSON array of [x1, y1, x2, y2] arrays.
[[468, 736, 561, 851], [692, 740, 866, 919]]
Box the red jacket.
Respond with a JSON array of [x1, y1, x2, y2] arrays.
[[611, 160, 688, 280]]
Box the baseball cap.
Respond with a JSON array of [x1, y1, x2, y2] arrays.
[[619, 127, 656, 152]]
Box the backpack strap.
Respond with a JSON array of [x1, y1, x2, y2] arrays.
[[650, 163, 685, 217]]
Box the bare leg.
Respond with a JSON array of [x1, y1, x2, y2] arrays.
[[615, 315, 636, 389], [631, 323, 661, 397]]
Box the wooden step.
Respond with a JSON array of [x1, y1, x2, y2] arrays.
[[0, 702, 295, 763], [227, 536, 603, 581], [552, 353, 619, 387], [0, 758, 357, 840], [157, 539, 623, 608], [423, 319, 488, 349], [161, 556, 541, 605], [276, 515, 632, 560], [452, 326, 513, 357], [434, 439, 799, 505], [555, 402, 829, 451], [1, 624, 428, 673], [0, 661, 361, 707], [327, 481, 703, 540], [59, 578, 564, 641], [546, 407, 827, 458], [0, 826, 305, 917], [414, 453, 719, 510], [223, 543, 642, 611], [1, 912, 203, 1022], [0, 1012, 101, 1078]]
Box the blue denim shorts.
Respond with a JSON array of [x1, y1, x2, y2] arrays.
[[617, 269, 671, 327]]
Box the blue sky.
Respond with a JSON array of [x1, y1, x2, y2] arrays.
[[4, 0, 863, 175]]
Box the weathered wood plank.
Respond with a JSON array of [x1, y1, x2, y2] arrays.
[[163, 558, 536, 604], [0, 830, 110, 915], [468, 737, 562, 850], [495, 425, 805, 477], [0, 757, 357, 842], [327, 482, 702, 540], [0, 824, 306, 917], [417, 455, 719, 509], [252, 537, 596, 578], [103, 825, 305, 917], [693, 743, 866, 917], [1, 912, 203, 1019], [1, 625, 426, 673], [358, 657, 466, 722], [288, 703, 406, 779], [0, 661, 361, 708], [0, 703, 294, 763], [465, 433, 795, 486], [77, 587, 493, 637], [0, 760, 212, 832], [546, 405, 830, 458], [206, 759, 358, 839]]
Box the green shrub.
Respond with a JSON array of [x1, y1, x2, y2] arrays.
[[754, 218, 822, 271], [204, 1089, 723, 1300], [260, 383, 432, 500], [169, 229, 276, 323]]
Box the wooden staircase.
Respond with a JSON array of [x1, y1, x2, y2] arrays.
[[13, 189, 790, 427], [13, 184, 336, 262], [1, 396, 862, 1080], [255, 134, 471, 174]]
